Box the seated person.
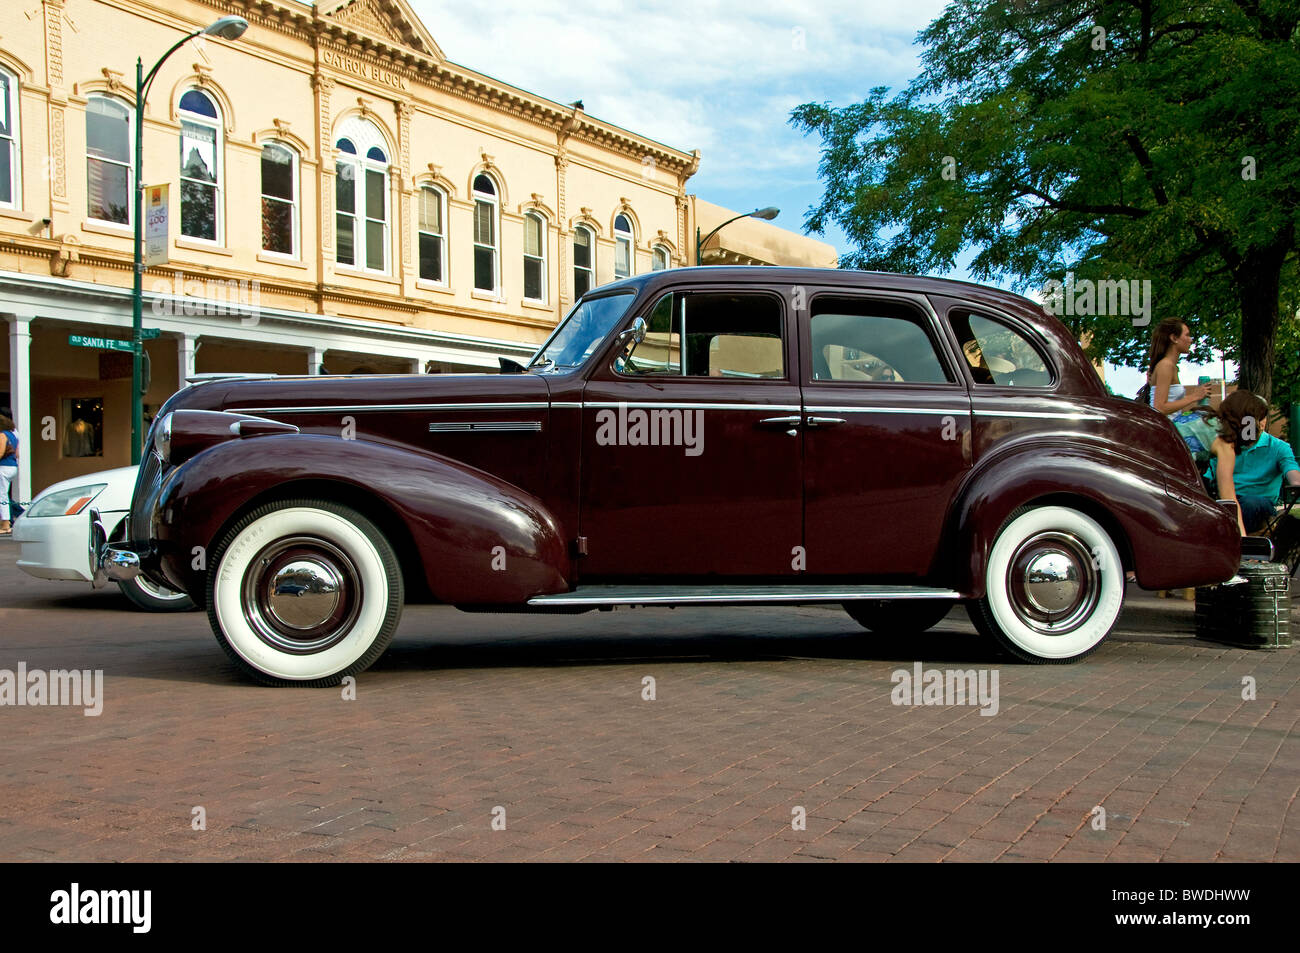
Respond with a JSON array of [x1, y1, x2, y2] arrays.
[[1203, 389, 1300, 535]]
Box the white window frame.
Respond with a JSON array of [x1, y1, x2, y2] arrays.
[[85, 94, 132, 227], [472, 173, 499, 294], [614, 214, 634, 279], [523, 210, 547, 303], [0, 67, 20, 209], [573, 224, 594, 298], [416, 184, 446, 285], [334, 117, 391, 274], [259, 141, 299, 259], [652, 244, 670, 271], [177, 88, 224, 244]]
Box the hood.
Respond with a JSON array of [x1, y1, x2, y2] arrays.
[[161, 372, 552, 418]]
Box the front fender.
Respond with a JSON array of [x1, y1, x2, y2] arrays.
[[150, 433, 572, 604], [950, 444, 1239, 595]]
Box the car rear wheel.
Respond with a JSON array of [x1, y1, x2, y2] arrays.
[[117, 574, 195, 612], [843, 599, 952, 634], [206, 499, 403, 686], [967, 505, 1123, 663]]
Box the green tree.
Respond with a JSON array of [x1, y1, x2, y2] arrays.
[[791, 0, 1300, 399]]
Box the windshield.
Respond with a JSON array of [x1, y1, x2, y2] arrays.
[[529, 292, 635, 371]]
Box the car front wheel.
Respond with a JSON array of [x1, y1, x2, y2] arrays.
[[117, 574, 196, 612], [206, 499, 403, 686], [967, 505, 1124, 663]]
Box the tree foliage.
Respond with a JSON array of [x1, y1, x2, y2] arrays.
[[791, 0, 1300, 404]]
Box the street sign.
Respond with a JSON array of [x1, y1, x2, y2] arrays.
[[68, 330, 161, 351], [144, 184, 169, 267], [69, 335, 135, 353]]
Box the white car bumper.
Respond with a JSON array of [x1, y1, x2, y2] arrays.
[[14, 509, 127, 583]]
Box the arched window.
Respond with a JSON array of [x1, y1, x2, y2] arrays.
[[86, 95, 131, 225], [417, 185, 445, 283], [523, 211, 546, 302], [335, 117, 390, 272], [614, 213, 634, 279], [260, 142, 298, 256], [652, 245, 670, 271], [178, 89, 222, 242], [573, 225, 594, 297], [0, 67, 19, 209], [472, 173, 498, 293]]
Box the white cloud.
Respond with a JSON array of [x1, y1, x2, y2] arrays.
[[404, 0, 950, 256]]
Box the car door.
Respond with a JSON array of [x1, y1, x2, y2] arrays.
[[799, 290, 972, 579], [579, 286, 804, 578]]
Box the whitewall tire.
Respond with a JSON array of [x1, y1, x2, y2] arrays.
[[968, 505, 1124, 663], [206, 500, 403, 686], [118, 574, 195, 612]]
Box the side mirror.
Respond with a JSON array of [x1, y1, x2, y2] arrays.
[[616, 316, 648, 348]]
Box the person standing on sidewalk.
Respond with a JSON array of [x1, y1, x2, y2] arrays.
[[0, 413, 18, 536], [1142, 317, 1210, 415]]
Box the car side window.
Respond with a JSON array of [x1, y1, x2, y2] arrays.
[[809, 298, 951, 383], [950, 311, 1052, 387], [621, 291, 784, 379]]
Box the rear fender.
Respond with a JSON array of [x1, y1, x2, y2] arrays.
[[151, 433, 571, 603], [949, 444, 1239, 595]]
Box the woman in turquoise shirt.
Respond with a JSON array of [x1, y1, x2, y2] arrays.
[[1205, 390, 1300, 535]]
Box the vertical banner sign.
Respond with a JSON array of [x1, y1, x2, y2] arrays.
[[144, 184, 169, 267]]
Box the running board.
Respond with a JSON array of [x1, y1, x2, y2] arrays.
[[527, 585, 963, 607]]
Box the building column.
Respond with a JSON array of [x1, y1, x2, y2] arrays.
[[308, 348, 325, 375], [7, 315, 32, 502], [177, 333, 196, 383]]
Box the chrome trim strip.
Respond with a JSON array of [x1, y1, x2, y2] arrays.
[[230, 402, 551, 414], [428, 421, 542, 432], [976, 410, 1107, 420], [583, 401, 803, 412], [528, 585, 964, 606], [550, 401, 584, 409], [804, 405, 965, 415]]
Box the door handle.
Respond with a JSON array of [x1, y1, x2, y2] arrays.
[[758, 416, 802, 428], [806, 416, 846, 428]]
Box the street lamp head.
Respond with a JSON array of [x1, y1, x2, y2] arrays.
[[750, 207, 780, 221], [203, 16, 249, 40]]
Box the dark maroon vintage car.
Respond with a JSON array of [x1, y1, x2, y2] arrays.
[[99, 267, 1240, 684]]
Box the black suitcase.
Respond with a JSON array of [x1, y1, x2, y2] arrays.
[[1195, 560, 1292, 649]]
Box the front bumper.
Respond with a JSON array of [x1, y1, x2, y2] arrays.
[[89, 506, 148, 587]]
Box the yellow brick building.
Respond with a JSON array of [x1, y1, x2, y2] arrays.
[[0, 0, 836, 495]]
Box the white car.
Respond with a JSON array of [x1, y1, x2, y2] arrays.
[[14, 465, 194, 611]]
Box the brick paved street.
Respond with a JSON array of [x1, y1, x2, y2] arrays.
[[1, 539, 1296, 862]]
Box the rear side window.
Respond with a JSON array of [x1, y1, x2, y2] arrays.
[[950, 311, 1052, 387], [620, 291, 785, 378], [809, 297, 951, 383]]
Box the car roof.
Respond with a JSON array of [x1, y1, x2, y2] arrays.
[[596, 267, 1041, 315]]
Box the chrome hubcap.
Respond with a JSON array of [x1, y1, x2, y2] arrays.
[[244, 537, 362, 654], [1006, 531, 1100, 635], [267, 559, 342, 629]]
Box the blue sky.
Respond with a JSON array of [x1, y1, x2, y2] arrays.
[[404, 0, 1231, 392]]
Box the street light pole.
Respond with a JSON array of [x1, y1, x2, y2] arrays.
[[129, 17, 248, 464], [695, 206, 779, 266]]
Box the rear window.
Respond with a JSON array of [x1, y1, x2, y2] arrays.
[[949, 311, 1053, 387]]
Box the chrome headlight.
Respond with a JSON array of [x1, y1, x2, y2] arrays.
[[153, 412, 173, 464], [27, 484, 108, 518]]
